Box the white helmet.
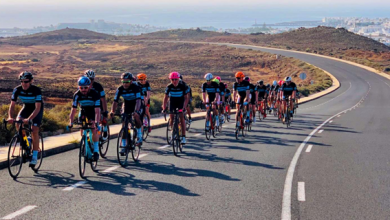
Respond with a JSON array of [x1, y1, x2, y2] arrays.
[[285, 76, 292, 82], [273, 80, 277, 86], [84, 69, 95, 79], [204, 73, 213, 81]]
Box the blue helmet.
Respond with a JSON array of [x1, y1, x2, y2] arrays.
[[78, 76, 91, 86]]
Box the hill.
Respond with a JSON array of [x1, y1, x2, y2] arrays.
[[0, 28, 115, 46], [122, 28, 228, 41]]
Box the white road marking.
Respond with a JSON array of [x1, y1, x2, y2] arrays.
[[337, 115, 341, 117], [102, 165, 120, 173], [63, 181, 87, 191], [301, 82, 351, 110], [138, 153, 148, 159], [329, 120, 333, 123], [282, 82, 371, 220], [1, 206, 37, 219], [298, 182, 306, 202], [305, 145, 313, 153], [318, 130, 324, 134], [194, 133, 202, 136], [158, 145, 170, 149]]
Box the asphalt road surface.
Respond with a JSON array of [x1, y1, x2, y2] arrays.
[[1, 44, 389, 220]]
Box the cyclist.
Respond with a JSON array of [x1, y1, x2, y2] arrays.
[[162, 72, 189, 144], [233, 72, 250, 125], [179, 75, 192, 123], [224, 83, 232, 120], [269, 80, 278, 112], [110, 72, 143, 150], [202, 73, 220, 129], [281, 76, 297, 120], [137, 73, 152, 133], [69, 76, 101, 161], [256, 80, 267, 119], [7, 71, 44, 167], [244, 76, 257, 122], [84, 69, 109, 140], [266, 84, 271, 112], [277, 80, 284, 118], [215, 76, 226, 124]]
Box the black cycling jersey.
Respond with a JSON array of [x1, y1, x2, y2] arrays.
[[114, 84, 142, 114], [249, 83, 257, 95], [72, 89, 101, 109], [202, 81, 220, 102], [91, 81, 105, 98], [256, 85, 267, 98], [165, 82, 189, 110], [218, 82, 225, 97], [12, 85, 44, 126], [233, 80, 250, 98], [281, 82, 297, 96], [137, 81, 151, 99], [224, 88, 231, 98]]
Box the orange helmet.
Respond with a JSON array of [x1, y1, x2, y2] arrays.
[[235, 71, 245, 78], [137, 73, 147, 80]]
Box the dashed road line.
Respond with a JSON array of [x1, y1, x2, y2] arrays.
[[102, 165, 120, 173], [329, 120, 333, 123], [305, 145, 313, 153], [1, 205, 37, 219], [138, 153, 148, 159], [318, 130, 324, 134], [194, 133, 202, 136], [63, 181, 87, 191], [298, 182, 306, 202], [158, 145, 170, 149]]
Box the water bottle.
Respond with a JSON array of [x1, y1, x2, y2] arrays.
[[143, 118, 148, 127], [27, 137, 32, 148]]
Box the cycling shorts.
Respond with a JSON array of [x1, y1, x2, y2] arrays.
[[17, 105, 44, 127]]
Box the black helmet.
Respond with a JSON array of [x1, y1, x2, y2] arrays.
[[266, 84, 270, 88], [19, 71, 33, 80], [244, 76, 250, 81], [258, 80, 264, 85], [121, 72, 134, 80]]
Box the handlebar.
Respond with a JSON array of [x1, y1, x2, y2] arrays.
[[2, 118, 32, 132]]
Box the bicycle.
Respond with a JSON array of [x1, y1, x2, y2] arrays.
[[257, 99, 267, 121], [97, 117, 110, 158], [113, 113, 141, 167], [235, 104, 247, 140], [184, 113, 191, 132], [163, 109, 183, 156], [204, 102, 217, 140], [224, 101, 230, 123], [283, 98, 292, 128], [142, 114, 150, 141], [68, 118, 98, 179], [3, 119, 44, 179]]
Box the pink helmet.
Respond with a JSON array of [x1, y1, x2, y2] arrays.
[[169, 72, 180, 79], [215, 76, 221, 81]]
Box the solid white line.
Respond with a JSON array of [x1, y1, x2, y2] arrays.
[[1, 206, 37, 219], [329, 120, 333, 123], [158, 145, 170, 149], [138, 153, 148, 159], [298, 182, 306, 202], [194, 133, 202, 136], [305, 145, 313, 153], [281, 82, 371, 220], [318, 130, 324, 134], [63, 181, 87, 191], [102, 165, 120, 173]]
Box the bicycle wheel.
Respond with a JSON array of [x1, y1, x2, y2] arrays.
[[235, 126, 239, 140], [8, 136, 23, 179], [205, 116, 211, 140], [225, 112, 230, 122], [117, 128, 129, 167], [212, 116, 217, 138], [131, 128, 140, 161], [32, 134, 44, 173], [79, 137, 87, 179], [99, 125, 110, 158], [166, 119, 172, 144], [142, 115, 149, 141], [241, 116, 246, 137], [185, 115, 191, 131], [172, 125, 180, 156]]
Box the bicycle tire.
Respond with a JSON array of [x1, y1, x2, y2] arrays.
[[172, 124, 180, 156], [166, 119, 172, 144], [142, 115, 149, 141], [225, 113, 230, 122], [131, 128, 140, 161], [185, 114, 191, 131], [99, 125, 110, 158], [235, 126, 239, 140], [79, 137, 87, 179], [117, 128, 129, 167], [212, 116, 217, 138], [8, 136, 23, 179], [32, 134, 44, 173], [205, 114, 211, 140]]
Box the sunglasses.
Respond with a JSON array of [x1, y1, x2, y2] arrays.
[[236, 78, 241, 80], [20, 80, 31, 84], [122, 80, 131, 83], [171, 79, 179, 81], [139, 79, 146, 81], [79, 86, 89, 90]]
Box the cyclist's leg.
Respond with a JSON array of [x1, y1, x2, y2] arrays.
[[179, 111, 186, 138]]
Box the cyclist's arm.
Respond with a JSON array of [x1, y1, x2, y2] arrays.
[[101, 97, 107, 113], [162, 94, 168, 110], [69, 108, 77, 125], [255, 91, 259, 103], [27, 102, 42, 121], [233, 91, 237, 103], [8, 101, 16, 120], [245, 90, 250, 102], [111, 102, 118, 115], [146, 91, 151, 103], [202, 92, 206, 103], [95, 107, 101, 125], [183, 94, 188, 110]]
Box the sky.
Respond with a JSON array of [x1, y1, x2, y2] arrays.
[[0, 0, 389, 28]]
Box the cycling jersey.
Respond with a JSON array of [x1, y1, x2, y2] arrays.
[[91, 81, 106, 98], [233, 80, 250, 98], [256, 85, 267, 99], [224, 89, 231, 99], [72, 89, 101, 120], [165, 82, 189, 111], [281, 82, 297, 97], [218, 82, 225, 97], [249, 83, 257, 104], [12, 85, 44, 126], [202, 81, 220, 102], [137, 81, 151, 99], [114, 84, 141, 114]]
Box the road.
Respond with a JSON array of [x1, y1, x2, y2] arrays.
[[1, 44, 389, 220]]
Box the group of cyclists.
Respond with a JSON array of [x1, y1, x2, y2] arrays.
[[5, 69, 298, 168]]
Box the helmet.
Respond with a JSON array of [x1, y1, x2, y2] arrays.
[[244, 76, 250, 82], [169, 72, 180, 79], [19, 71, 33, 80], [121, 72, 134, 80], [273, 80, 277, 86], [78, 76, 91, 86], [266, 84, 270, 88], [204, 73, 213, 81], [84, 69, 95, 79], [215, 76, 221, 81], [258, 80, 264, 85], [278, 80, 284, 86], [212, 78, 220, 84], [179, 75, 183, 80], [137, 73, 147, 80], [235, 71, 245, 78], [224, 83, 228, 88], [285, 76, 292, 82]]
